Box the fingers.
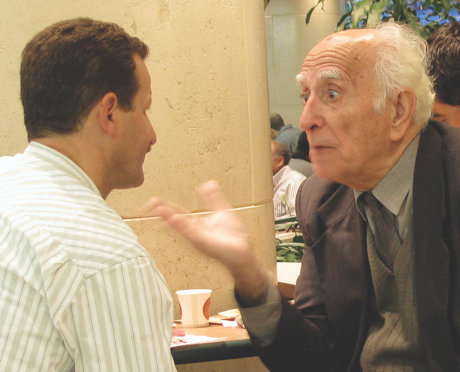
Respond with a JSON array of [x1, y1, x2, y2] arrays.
[[133, 197, 165, 217], [150, 199, 200, 242], [148, 197, 190, 215], [142, 180, 232, 218], [196, 180, 233, 212], [157, 207, 196, 238], [156, 208, 218, 255]]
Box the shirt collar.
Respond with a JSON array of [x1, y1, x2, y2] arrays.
[[354, 133, 420, 218], [25, 141, 102, 197]]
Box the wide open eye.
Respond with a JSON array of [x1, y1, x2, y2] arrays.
[[328, 90, 339, 100], [299, 93, 310, 104]]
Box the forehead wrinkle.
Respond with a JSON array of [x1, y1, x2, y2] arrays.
[[302, 41, 371, 81]]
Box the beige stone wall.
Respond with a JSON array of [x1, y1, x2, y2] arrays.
[[0, 0, 273, 370]]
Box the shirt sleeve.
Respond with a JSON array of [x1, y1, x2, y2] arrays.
[[57, 256, 176, 372], [239, 283, 282, 346]]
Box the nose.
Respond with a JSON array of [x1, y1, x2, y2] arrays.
[[299, 95, 323, 133], [148, 117, 157, 146]]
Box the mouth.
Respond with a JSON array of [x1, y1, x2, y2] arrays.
[[310, 145, 334, 156], [311, 144, 330, 149]]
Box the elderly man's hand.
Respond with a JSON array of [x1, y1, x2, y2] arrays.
[[150, 180, 270, 307]]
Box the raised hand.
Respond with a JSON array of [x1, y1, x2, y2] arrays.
[[150, 180, 270, 306]]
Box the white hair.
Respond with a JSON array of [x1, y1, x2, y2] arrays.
[[372, 23, 434, 128]]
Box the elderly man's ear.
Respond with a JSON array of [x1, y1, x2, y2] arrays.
[[390, 88, 417, 142]]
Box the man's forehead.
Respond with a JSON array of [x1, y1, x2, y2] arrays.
[[299, 30, 378, 84], [318, 28, 377, 46]]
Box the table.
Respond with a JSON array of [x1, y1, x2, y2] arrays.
[[171, 324, 257, 364], [171, 262, 303, 364]]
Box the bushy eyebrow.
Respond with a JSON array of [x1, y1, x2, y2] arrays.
[[295, 73, 306, 86], [295, 69, 343, 88], [318, 69, 343, 81]]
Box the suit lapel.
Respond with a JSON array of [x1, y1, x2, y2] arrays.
[[313, 185, 371, 367]]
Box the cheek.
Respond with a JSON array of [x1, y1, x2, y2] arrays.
[[337, 122, 381, 162]]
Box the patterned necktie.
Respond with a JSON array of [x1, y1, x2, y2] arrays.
[[363, 192, 401, 271]]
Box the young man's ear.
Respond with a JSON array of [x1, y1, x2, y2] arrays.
[[390, 88, 417, 142], [98, 92, 119, 137]]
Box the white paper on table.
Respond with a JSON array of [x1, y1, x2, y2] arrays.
[[217, 309, 240, 318], [170, 334, 228, 348], [221, 320, 239, 327]]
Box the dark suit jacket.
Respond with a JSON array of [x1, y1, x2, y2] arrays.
[[251, 121, 460, 371]]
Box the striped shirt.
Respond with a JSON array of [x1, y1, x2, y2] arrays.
[[273, 165, 307, 220], [0, 142, 176, 371]]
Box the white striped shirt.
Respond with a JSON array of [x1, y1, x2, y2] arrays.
[[0, 142, 176, 371], [273, 165, 307, 220]]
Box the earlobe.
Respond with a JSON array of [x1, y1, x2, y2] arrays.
[[99, 92, 119, 137], [390, 88, 417, 142]]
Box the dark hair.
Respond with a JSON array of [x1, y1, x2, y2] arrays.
[[270, 113, 285, 131], [272, 140, 291, 165], [292, 131, 310, 161], [427, 22, 460, 106], [21, 18, 149, 140]]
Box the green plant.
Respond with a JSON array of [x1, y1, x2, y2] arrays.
[[274, 216, 306, 262], [305, 0, 460, 37], [276, 232, 305, 262], [276, 239, 305, 262], [265, 0, 459, 38]]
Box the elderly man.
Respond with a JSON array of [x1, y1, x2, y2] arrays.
[[427, 22, 460, 127], [271, 140, 306, 220], [153, 22, 460, 371], [0, 19, 176, 371]]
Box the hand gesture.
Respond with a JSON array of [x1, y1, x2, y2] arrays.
[[150, 180, 270, 305]]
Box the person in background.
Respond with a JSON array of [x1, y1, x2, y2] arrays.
[[0, 18, 176, 371], [152, 22, 460, 371], [289, 131, 314, 178], [270, 112, 303, 154], [427, 22, 460, 127], [271, 140, 307, 220]]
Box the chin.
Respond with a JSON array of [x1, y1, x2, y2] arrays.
[[312, 163, 328, 179], [315, 173, 337, 183], [122, 173, 145, 189], [312, 166, 342, 184], [134, 175, 145, 188]]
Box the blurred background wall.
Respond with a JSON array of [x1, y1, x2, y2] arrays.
[[265, 0, 345, 128]]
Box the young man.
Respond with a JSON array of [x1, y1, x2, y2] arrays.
[[0, 19, 176, 371], [427, 22, 460, 127]]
